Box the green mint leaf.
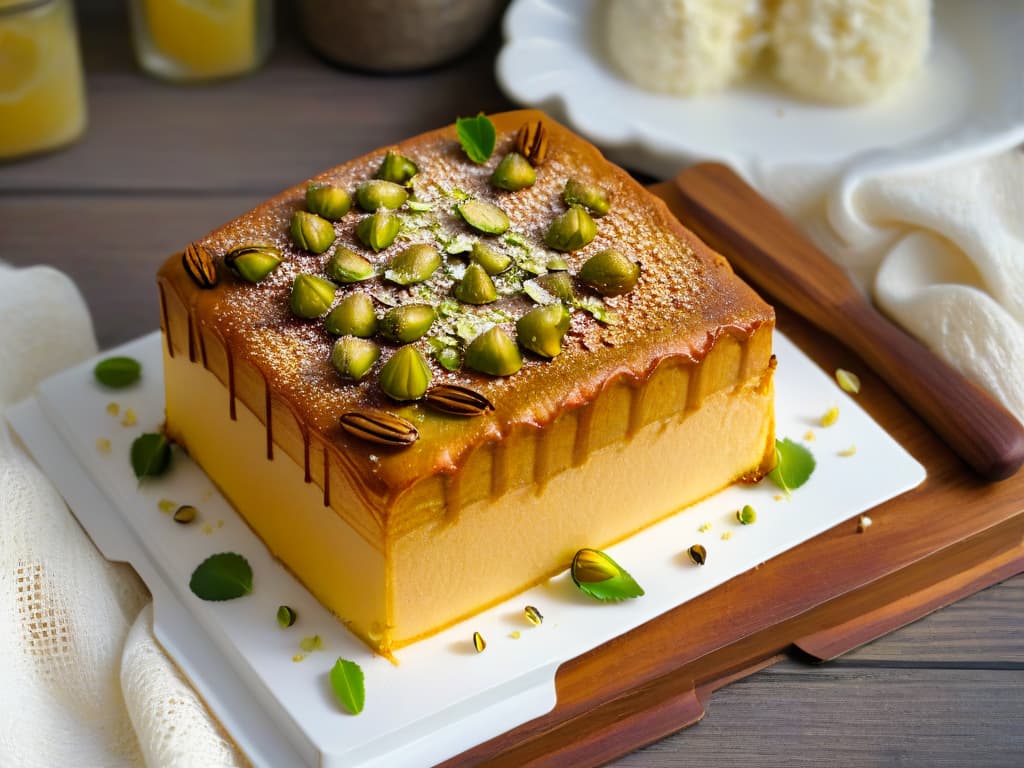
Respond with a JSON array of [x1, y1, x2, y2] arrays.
[[130, 432, 171, 479], [189, 552, 253, 601], [570, 548, 644, 602], [768, 438, 816, 496], [94, 356, 142, 388], [456, 114, 496, 164], [329, 657, 366, 715]]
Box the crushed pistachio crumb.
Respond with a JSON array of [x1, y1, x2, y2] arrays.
[[120, 408, 137, 427], [95, 437, 111, 454], [773, 494, 784, 502], [821, 406, 840, 427], [858, 514, 872, 532], [721, 531, 733, 541], [804, 429, 816, 441], [836, 368, 861, 394], [299, 635, 323, 652], [202, 522, 214, 535], [105, 402, 120, 417], [839, 445, 857, 457], [216, 519, 224, 529], [509, 631, 521, 639], [698, 522, 712, 533], [292, 653, 307, 663], [158, 499, 176, 513]]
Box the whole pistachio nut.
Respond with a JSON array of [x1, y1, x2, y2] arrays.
[[454, 263, 498, 305], [516, 303, 571, 358], [305, 183, 352, 221], [490, 152, 537, 192], [225, 244, 282, 283], [544, 205, 596, 252], [563, 178, 611, 217], [379, 303, 436, 342], [326, 246, 374, 284], [579, 248, 640, 296], [376, 151, 418, 186], [325, 293, 378, 337], [289, 273, 337, 318], [465, 326, 523, 376], [356, 211, 401, 252], [546, 256, 569, 271], [384, 243, 441, 285], [457, 200, 510, 235], [536, 271, 576, 303], [330, 336, 380, 381], [290, 210, 336, 254], [379, 345, 432, 401], [356, 180, 408, 211], [469, 241, 512, 275]]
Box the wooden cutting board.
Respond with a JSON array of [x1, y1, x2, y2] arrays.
[[440, 170, 1024, 767]]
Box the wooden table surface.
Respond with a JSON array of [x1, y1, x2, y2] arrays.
[[2, 4, 1021, 766]]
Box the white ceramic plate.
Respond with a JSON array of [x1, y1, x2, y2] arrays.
[[497, 0, 1024, 183], [7, 332, 924, 768]]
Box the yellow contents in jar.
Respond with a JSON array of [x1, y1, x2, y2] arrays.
[[0, 0, 87, 160], [141, 0, 256, 79]]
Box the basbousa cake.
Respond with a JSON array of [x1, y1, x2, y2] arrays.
[[158, 110, 776, 655]]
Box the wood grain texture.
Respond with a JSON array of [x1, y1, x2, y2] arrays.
[[1, 5, 1022, 767]]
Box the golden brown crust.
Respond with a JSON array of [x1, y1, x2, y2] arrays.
[[157, 110, 774, 514]]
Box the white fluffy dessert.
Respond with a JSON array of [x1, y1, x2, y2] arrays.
[[771, 0, 931, 104], [604, 0, 769, 96]]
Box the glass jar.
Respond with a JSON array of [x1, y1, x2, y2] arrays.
[[0, 0, 87, 161], [129, 0, 273, 82]]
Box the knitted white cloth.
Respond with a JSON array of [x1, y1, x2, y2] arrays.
[[760, 147, 1024, 426], [0, 263, 245, 768]]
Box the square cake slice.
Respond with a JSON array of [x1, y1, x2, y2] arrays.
[[158, 110, 775, 655]]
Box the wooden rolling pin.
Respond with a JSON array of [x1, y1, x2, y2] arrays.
[[657, 162, 1024, 481]]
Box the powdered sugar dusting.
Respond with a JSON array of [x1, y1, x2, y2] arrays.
[[193, 119, 760, 451]]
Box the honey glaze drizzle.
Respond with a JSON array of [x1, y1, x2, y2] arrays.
[[737, 333, 752, 381], [226, 344, 237, 421], [626, 381, 645, 438], [157, 282, 174, 358], [322, 444, 331, 507], [263, 376, 273, 460], [533, 428, 553, 490], [490, 440, 510, 499], [572, 406, 595, 468], [198, 323, 209, 369], [685, 362, 703, 412], [186, 311, 196, 363], [303, 429, 311, 483], [443, 471, 463, 524]]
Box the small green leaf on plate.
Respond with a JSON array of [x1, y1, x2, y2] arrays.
[[768, 438, 816, 496], [94, 356, 142, 388], [456, 114, 496, 164], [189, 552, 253, 601], [329, 657, 366, 715], [130, 432, 171, 479], [571, 548, 644, 602]]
